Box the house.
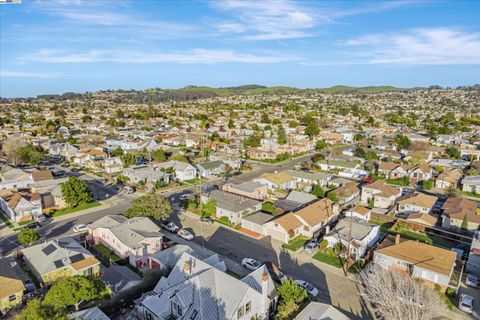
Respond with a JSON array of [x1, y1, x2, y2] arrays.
[[276, 191, 317, 212], [316, 159, 367, 178], [435, 168, 463, 190], [253, 172, 297, 191], [87, 215, 163, 268], [345, 205, 373, 221], [100, 265, 142, 295], [0, 166, 33, 190], [408, 164, 433, 181], [210, 152, 242, 169], [201, 190, 262, 224], [462, 176, 480, 194], [0, 257, 27, 313], [137, 252, 277, 320], [48, 142, 79, 158], [241, 212, 274, 236], [285, 170, 333, 187], [147, 244, 215, 272], [31, 169, 53, 182], [377, 162, 402, 178], [294, 302, 349, 320], [73, 149, 105, 169], [406, 212, 437, 227], [155, 160, 197, 182], [0, 190, 43, 222], [360, 180, 401, 209], [330, 181, 360, 205], [428, 158, 470, 170], [71, 307, 109, 320], [21, 237, 101, 285], [123, 165, 170, 189], [466, 231, 480, 277], [222, 181, 268, 200], [373, 239, 456, 292], [196, 160, 226, 178], [31, 177, 68, 210], [397, 192, 438, 214], [265, 199, 339, 243], [324, 218, 380, 260], [441, 197, 480, 231], [105, 157, 123, 175]]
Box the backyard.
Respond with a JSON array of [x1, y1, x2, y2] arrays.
[[52, 201, 101, 217]]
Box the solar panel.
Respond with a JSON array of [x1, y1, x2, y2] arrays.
[[54, 260, 64, 268], [42, 244, 56, 256], [69, 253, 84, 264]]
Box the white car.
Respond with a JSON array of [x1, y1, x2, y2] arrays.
[[294, 280, 319, 297], [459, 294, 474, 314], [72, 224, 88, 233], [177, 229, 194, 241], [161, 222, 179, 233], [241, 258, 261, 271], [466, 274, 479, 288], [179, 194, 190, 201]]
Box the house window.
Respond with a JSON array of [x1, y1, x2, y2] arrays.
[[84, 267, 93, 276], [396, 260, 408, 268], [190, 310, 198, 319], [8, 294, 16, 302], [237, 305, 245, 319], [145, 310, 154, 320], [245, 301, 251, 313]]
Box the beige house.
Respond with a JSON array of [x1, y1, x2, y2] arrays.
[[0, 258, 26, 313], [442, 197, 480, 231], [330, 181, 360, 205], [435, 168, 463, 190], [222, 181, 268, 200], [360, 180, 401, 209], [397, 192, 438, 214]]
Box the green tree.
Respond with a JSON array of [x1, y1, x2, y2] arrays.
[[61, 177, 92, 208], [228, 118, 235, 129], [365, 150, 379, 160], [112, 147, 124, 157], [262, 202, 275, 213], [394, 134, 411, 150], [261, 113, 270, 124], [17, 299, 68, 320], [125, 192, 172, 220], [18, 144, 44, 165], [121, 153, 136, 167], [288, 120, 298, 128], [152, 149, 166, 162], [311, 184, 325, 198], [44, 276, 108, 311], [202, 200, 216, 218], [461, 214, 469, 230], [422, 180, 433, 190], [18, 227, 40, 245], [354, 147, 366, 158], [275, 278, 308, 320], [315, 140, 327, 150], [446, 146, 461, 159], [327, 192, 338, 203], [304, 121, 319, 139], [81, 115, 92, 123], [277, 125, 287, 145]]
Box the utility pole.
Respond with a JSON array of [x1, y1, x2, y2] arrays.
[[346, 215, 353, 274]]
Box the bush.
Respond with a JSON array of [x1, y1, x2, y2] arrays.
[[262, 202, 275, 213], [423, 180, 433, 190], [217, 216, 231, 226], [319, 239, 328, 251]]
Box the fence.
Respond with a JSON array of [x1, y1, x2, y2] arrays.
[[370, 212, 396, 223]]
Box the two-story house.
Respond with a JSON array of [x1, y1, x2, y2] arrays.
[[360, 180, 401, 209], [0, 190, 43, 222]]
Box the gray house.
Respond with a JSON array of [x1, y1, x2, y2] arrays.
[[197, 160, 226, 178], [123, 165, 170, 189], [202, 190, 262, 224]]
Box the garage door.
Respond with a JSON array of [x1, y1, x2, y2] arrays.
[[266, 226, 287, 243], [242, 220, 263, 234]]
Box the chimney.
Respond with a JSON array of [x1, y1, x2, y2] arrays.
[[183, 260, 191, 274], [261, 271, 269, 311], [395, 234, 401, 245]]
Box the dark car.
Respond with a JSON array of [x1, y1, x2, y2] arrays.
[[23, 221, 42, 230], [264, 261, 287, 283], [200, 217, 214, 224]]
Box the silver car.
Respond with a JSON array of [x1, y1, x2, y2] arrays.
[[459, 294, 474, 314]]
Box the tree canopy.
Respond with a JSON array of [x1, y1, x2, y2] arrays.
[[125, 192, 172, 220], [61, 176, 92, 208], [18, 228, 40, 246], [275, 278, 308, 320]]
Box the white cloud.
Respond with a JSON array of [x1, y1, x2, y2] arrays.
[[0, 71, 61, 78], [20, 48, 298, 64], [340, 28, 480, 65]]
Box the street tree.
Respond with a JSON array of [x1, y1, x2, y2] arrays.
[[152, 149, 166, 162], [394, 134, 412, 150], [3, 136, 27, 166], [358, 266, 447, 320], [277, 125, 287, 145], [275, 278, 308, 320], [446, 146, 461, 159], [44, 275, 108, 311], [125, 192, 172, 220], [18, 227, 40, 245], [202, 200, 216, 218], [304, 121, 319, 139], [121, 153, 136, 167], [18, 144, 44, 165], [61, 176, 92, 208], [315, 140, 327, 150]]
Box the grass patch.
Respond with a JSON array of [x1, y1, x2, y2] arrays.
[[18, 219, 34, 226], [215, 216, 241, 230], [226, 269, 242, 279], [94, 243, 121, 263], [52, 201, 101, 217], [282, 236, 309, 251], [313, 251, 343, 268], [0, 213, 14, 229], [460, 191, 480, 199], [385, 177, 410, 186], [389, 222, 433, 244]]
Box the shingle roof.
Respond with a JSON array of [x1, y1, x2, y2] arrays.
[[363, 180, 400, 198], [256, 172, 295, 185], [398, 192, 437, 208], [206, 190, 261, 213]]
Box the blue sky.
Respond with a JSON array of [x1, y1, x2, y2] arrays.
[[1, 0, 480, 97]]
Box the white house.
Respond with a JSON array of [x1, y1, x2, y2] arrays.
[[201, 190, 261, 224], [360, 180, 401, 209], [253, 172, 297, 191], [155, 160, 197, 182], [462, 176, 480, 194], [0, 191, 43, 222], [323, 218, 380, 260], [397, 192, 438, 214], [345, 206, 373, 221]]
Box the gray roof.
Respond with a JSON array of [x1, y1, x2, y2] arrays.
[[326, 218, 378, 242], [229, 181, 264, 193], [70, 307, 109, 320], [463, 176, 480, 186], [294, 302, 349, 320], [197, 160, 224, 170], [100, 265, 141, 294], [149, 244, 214, 270], [88, 215, 162, 249], [242, 212, 274, 225], [155, 160, 195, 172], [140, 252, 275, 320], [205, 190, 261, 213], [285, 191, 316, 204], [21, 237, 96, 276], [285, 170, 332, 182]]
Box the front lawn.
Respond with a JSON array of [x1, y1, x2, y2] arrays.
[[94, 243, 121, 263], [52, 201, 101, 217], [18, 219, 34, 226], [282, 236, 309, 251], [460, 191, 480, 199], [313, 251, 343, 268]]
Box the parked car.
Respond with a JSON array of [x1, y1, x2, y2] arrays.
[[72, 224, 89, 233], [178, 229, 194, 241], [264, 261, 287, 283], [363, 177, 374, 183], [161, 222, 180, 233], [466, 274, 479, 288], [304, 240, 319, 253], [459, 294, 474, 314], [123, 186, 134, 194], [179, 194, 190, 201], [199, 217, 214, 224], [23, 221, 42, 230], [242, 258, 261, 271], [294, 280, 319, 297]]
